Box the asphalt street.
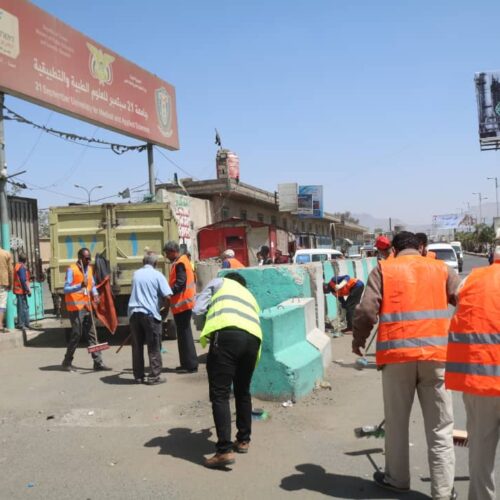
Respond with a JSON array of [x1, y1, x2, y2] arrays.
[[0, 255, 493, 500]]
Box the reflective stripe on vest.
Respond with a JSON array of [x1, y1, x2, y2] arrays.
[[13, 263, 30, 295], [169, 255, 196, 314], [380, 309, 450, 323], [377, 255, 449, 365], [200, 278, 262, 361], [65, 264, 93, 312], [445, 264, 500, 396]]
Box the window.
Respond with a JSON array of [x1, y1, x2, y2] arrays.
[[301, 221, 305, 232], [257, 213, 264, 222], [221, 206, 229, 219], [240, 209, 247, 220], [271, 215, 277, 226]]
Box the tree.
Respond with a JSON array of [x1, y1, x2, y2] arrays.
[[333, 211, 359, 224], [374, 227, 384, 234]]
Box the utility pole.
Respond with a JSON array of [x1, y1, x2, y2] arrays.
[[0, 92, 14, 329], [147, 143, 155, 199], [487, 176, 499, 217], [472, 192, 487, 224]]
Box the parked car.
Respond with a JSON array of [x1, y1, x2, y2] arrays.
[[293, 248, 343, 264], [450, 241, 464, 273], [427, 243, 459, 273]]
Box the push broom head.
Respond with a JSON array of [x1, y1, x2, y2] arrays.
[[88, 342, 110, 353], [453, 429, 468, 447]]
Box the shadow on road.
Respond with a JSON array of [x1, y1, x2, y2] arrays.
[[99, 372, 138, 385], [280, 464, 431, 499], [144, 427, 216, 467], [39, 364, 93, 372]]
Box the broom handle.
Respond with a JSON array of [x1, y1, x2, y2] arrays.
[[116, 333, 131, 353]]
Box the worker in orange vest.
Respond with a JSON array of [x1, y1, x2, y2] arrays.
[[323, 275, 364, 334], [445, 246, 500, 500], [62, 248, 111, 372], [164, 241, 198, 373], [416, 232, 436, 258], [13, 253, 31, 331], [375, 235, 393, 260], [352, 231, 459, 499], [221, 249, 245, 269]]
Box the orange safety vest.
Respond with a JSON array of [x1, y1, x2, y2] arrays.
[[65, 263, 93, 312], [335, 278, 360, 298], [169, 254, 196, 314], [377, 255, 450, 366], [445, 264, 500, 397], [227, 257, 244, 269], [13, 263, 30, 295]]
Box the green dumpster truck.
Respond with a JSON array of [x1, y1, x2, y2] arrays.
[[49, 202, 178, 318]]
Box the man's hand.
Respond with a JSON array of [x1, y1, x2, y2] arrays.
[[352, 339, 365, 357], [82, 278, 88, 288]]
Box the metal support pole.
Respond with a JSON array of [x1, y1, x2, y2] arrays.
[[147, 143, 155, 199], [0, 92, 14, 329], [488, 177, 499, 217]]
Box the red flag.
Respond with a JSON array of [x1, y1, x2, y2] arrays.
[[93, 276, 118, 334]]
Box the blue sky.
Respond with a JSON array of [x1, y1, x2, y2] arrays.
[[4, 0, 500, 223]]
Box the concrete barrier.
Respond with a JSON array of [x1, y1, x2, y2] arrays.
[[251, 300, 324, 401], [281, 297, 332, 370]]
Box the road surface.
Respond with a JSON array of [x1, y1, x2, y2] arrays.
[[0, 254, 492, 499]]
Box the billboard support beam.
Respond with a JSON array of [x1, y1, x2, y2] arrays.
[[147, 143, 155, 198], [0, 92, 14, 329]]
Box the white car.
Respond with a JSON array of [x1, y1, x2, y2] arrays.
[[427, 243, 459, 272], [293, 248, 343, 264]]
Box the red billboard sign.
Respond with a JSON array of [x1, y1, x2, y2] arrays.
[[0, 0, 179, 150]]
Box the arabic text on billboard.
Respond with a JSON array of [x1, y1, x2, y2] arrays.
[[0, 0, 179, 149], [298, 185, 323, 218], [432, 214, 469, 229]]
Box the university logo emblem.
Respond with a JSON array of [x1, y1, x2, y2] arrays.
[[155, 87, 173, 138], [86, 42, 115, 85]]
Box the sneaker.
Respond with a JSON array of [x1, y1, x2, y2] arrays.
[[61, 364, 75, 372], [93, 363, 112, 371], [134, 378, 145, 384], [204, 452, 235, 469], [233, 441, 249, 454], [145, 376, 166, 386], [373, 471, 409, 494]]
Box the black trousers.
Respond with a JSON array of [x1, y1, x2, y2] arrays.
[[206, 328, 261, 453], [343, 285, 364, 329], [173, 309, 198, 370], [130, 312, 162, 379], [63, 309, 103, 365]]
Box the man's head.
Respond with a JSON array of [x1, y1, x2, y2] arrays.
[[18, 253, 27, 264], [224, 272, 247, 288], [163, 241, 180, 262], [77, 248, 91, 266], [375, 236, 392, 259], [260, 245, 270, 258], [415, 232, 429, 256], [222, 249, 235, 259], [143, 252, 159, 268], [392, 231, 420, 254]]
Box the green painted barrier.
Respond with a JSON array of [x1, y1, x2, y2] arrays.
[[11, 282, 44, 323]]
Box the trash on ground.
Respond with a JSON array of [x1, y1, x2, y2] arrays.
[[27, 483, 34, 488], [46, 415, 55, 420], [87, 410, 95, 416], [252, 408, 269, 421], [282, 400, 294, 408]]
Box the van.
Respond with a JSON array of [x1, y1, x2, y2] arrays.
[[427, 243, 459, 273], [293, 248, 343, 264]]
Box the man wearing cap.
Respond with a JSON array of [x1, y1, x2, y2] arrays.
[[375, 235, 393, 260], [221, 249, 245, 269], [323, 275, 364, 334], [445, 244, 500, 500]]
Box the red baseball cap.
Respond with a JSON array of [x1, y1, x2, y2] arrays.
[[375, 236, 391, 250]]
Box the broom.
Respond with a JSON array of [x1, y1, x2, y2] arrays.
[[82, 264, 109, 354]]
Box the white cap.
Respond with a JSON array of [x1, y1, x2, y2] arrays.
[[223, 249, 235, 258]]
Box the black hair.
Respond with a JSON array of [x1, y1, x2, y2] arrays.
[[77, 247, 90, 259], [224, 272, 247, 287], [392, 231, 420, 252], [18, 253, 27, 263], [260, 245, 270, 256], [415, 232, 428, 247]]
